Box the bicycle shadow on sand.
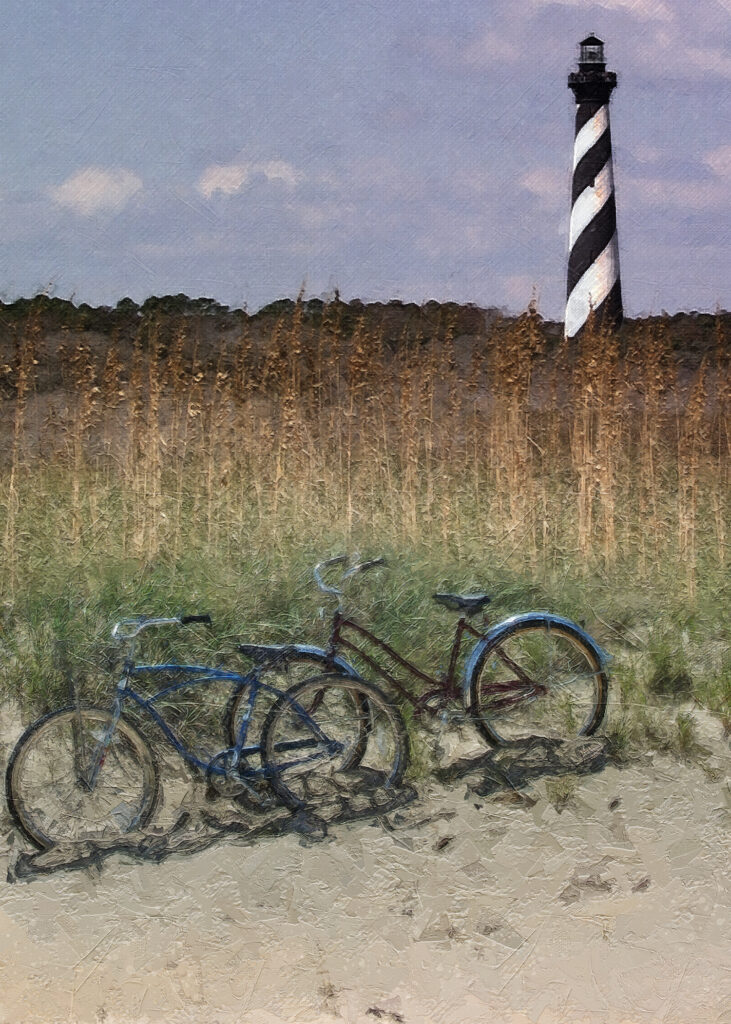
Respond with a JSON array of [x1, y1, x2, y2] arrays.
[[6, 769, 420, 883], [434, 734, 611, 801], [7, 736, 610, 883]]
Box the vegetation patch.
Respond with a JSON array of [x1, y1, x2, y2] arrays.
[[0, 297, 727, 765]]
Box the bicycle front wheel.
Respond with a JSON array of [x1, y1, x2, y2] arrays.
[[260, 674, 409, 810], [227, 653, 340, 749], [6, 706, 159, 850], [468, 617, 609, 745]]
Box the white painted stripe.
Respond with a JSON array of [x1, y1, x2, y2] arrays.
[[565, 233, 620, 338], [569, 159, 615, 247], [573, 105, 609, 169]]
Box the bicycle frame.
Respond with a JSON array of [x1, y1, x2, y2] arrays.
[[83, 661, 340, 786], [121, 665, 264, 772], [326, 609, 487, 717]]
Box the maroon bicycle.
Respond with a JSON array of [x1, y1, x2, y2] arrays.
[[231, 555, 610, 753]]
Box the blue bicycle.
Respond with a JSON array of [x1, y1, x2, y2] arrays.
[[5, 614, 408, 849]]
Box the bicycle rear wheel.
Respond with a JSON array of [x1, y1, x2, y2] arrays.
[[260, 674, 409, 810], [6, 706, 158, 850], [468, 617, 609, 745]]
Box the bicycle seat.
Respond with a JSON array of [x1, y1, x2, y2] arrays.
[[433, 593, 491, 615]]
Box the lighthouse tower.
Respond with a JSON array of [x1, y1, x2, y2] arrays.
[[565, 35, 623, 338]]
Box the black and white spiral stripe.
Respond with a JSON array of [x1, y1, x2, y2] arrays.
[[565, 102, 623, 337]]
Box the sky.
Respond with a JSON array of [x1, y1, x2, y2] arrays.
[[1, 0, 729, 319]]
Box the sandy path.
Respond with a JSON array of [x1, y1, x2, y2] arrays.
[[0, 709, 729, 1024]]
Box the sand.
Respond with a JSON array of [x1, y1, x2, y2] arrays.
[[0, 702, 729, 1024]]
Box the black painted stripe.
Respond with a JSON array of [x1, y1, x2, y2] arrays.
[[593, 276, 623, 328], [572, 129, 612, 203], [574, 101, 602, 135], [566, 194, 617, 297]]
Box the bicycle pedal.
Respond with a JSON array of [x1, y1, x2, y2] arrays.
[[233, 776, 277, 809], [233, 790, 277, 813]]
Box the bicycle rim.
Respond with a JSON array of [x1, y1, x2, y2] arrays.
[[470, 621, 608, 744], [261, 675, 408, 810], [6, 707, 158, 849], [227, 655, 334, 748]]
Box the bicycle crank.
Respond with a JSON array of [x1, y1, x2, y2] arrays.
[[206, 750, 276, 809]]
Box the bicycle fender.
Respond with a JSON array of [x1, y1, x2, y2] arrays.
[[275, 643, 365, 681], [461, 612, 612, 700]]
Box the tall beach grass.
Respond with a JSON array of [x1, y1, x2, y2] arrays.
[[0, 299, 728, 761]]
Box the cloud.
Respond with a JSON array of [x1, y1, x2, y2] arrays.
[[461, 29, 520, 66], [48, 167, 142, 215], [521, 167, 567, 209], [257, 161, 302, 187], [197, 164, 249, 198], [344, 156, 430, 201], [529, 0, 673, 20], [705, 144, 731, 178], [675, 43, 731, 79], [420, 27, 520, 71], [628, 144, 662, 164], [621, 139, 731, 212], [663, 43, 731, 79], [196, 160, 302, 198], [629, 175, 728, 210], [293, 201, 356, 230], [629, 19, 731, 81]]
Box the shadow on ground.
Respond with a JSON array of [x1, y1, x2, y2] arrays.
[[435, 734, 610, 801], [7, 736, 610, 882], [436, 737, 606, 806], [7, 774, 420, 882]]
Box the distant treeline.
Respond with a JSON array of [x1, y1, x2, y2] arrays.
[[0, 292, 503, 334], [0, 292, 727, 363]]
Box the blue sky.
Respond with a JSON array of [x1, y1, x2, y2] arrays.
[[1, 0, 729, 317]]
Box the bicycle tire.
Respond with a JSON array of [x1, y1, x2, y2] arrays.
[[467, 616, 609, 745], [260, 674, 409, 810], [6, 705, 159, 850], [226, 652, 345, 749]]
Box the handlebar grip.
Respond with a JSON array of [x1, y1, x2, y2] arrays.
[[342, 556, 387, 581], [360, 557, 386, 571], [180, 614, 212, 625]]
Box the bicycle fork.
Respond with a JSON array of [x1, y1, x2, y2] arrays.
[[73, 696, 124, 792]]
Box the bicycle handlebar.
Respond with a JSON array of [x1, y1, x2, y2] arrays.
[[342, 557, 386, 581], [313, 554, 386, 598], [111, 614, 212, 640]]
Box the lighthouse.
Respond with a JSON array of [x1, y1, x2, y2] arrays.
[[565, 34, 623, 338]]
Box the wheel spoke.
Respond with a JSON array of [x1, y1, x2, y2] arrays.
[[7, 708, 158, 849], [262, 675, 407, 810], [470, 620, 608, 744]]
